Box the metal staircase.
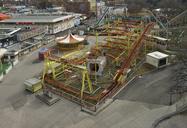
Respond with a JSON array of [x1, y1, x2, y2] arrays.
[[95, 6, 110, 27]]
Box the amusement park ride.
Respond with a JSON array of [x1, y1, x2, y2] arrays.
[[39, 18, 154, 113], [37, 7, 187, 113]]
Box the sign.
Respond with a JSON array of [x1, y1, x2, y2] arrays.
[[16, 22, 35, 25]]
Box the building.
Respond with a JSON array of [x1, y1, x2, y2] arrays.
[[0, 15, 77, 34], [0, 28, 21, 48], [145, 34, 170, 50], [16, 27, 47, 41], [146, 51, 169, 68], [3, 49, 19, 66], [88, 0, 96, 13], [106, 0, 126, 6]]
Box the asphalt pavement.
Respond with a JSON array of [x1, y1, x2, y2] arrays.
[[0, 36, 186, 128]]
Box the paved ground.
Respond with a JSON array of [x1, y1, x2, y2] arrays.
[[115, 65, 181, 105], [0, 50, 43, 108], [157, 111, 187, 128], [0, 35, 187, 128]]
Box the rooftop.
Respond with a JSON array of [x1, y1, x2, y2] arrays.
[[24, 78, 41, 87], [0, 15, 74, 23], [147, 51, 169, 59]]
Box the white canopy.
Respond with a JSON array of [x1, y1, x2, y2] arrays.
[[56, 33, 85, 44]]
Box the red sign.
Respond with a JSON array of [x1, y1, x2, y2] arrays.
[[16, 22, 35, 25]]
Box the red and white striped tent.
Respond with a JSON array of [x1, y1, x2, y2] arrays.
[[56, 33, 85, 50]]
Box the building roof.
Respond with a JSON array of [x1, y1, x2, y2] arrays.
[[147, 51, 169, 59], [146, 34, 170, 41], [0, 15, 74, 23]]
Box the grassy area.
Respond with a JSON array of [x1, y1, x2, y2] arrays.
[[0, 63, 11, 75], [0, 7, 9, 12]]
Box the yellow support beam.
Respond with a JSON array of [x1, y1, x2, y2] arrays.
[[96, 32, 99, 48], [86, 71, 93, 93], [71, 64, 93, 99], [81, 71, 86, 99], [80, 70, 93, 99]]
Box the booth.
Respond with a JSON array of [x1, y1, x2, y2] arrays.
[[146, 51, 169, 68], [38, 48, 50, 61]]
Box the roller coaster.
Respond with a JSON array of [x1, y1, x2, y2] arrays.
[[41, 19, 154, 112]]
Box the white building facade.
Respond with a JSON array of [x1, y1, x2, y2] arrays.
[[0, 15, 76, 34]]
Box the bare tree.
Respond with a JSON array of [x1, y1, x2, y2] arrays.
[[125, 0, 150, 12], [157, 0, 181, 9]]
